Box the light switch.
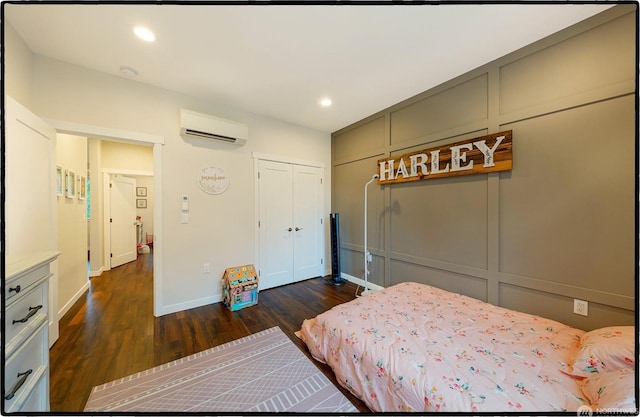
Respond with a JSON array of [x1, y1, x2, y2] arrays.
[[182, 195, 189, 211], [181, 212, 189, 224]]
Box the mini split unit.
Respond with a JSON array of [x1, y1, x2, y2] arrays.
[[180, 109, 248, 146]]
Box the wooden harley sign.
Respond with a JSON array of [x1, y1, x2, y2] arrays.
[[378, 130, 512, 185]]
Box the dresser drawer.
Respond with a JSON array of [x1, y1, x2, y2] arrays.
[[5, 282, 48, 357], [5, 263, 50, 305], [4, 323, 48, 412], [5, 369, 48, 413]]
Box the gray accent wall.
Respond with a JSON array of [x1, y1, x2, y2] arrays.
[[331, 5, 636, 331]]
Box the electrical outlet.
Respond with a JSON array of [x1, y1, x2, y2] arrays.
[[574, 299, 588, 316], [203, 263, 210, 274]]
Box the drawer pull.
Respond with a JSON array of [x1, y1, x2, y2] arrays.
[[12, 305, 43, 325], [4, 369, 32, 400], [8, 285, 21, 294]]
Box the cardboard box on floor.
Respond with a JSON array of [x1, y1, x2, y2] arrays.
[[221, 264, 259, 311]]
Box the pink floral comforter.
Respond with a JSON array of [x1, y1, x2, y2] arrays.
[[299, 282, 587, 412]]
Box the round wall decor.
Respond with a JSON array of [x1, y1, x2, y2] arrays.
[[197, 166, 229, 195]]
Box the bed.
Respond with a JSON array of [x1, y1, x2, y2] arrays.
[[298, 282, 636, 413]]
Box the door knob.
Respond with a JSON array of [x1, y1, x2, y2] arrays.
[[295, 227, 303, 231], [287, 227, 293, 232]]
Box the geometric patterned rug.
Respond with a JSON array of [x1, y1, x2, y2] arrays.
[[84, 326, 357, 413]]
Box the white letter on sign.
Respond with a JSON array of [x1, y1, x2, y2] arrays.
[[396, 158, 409, 179], [473, 136, 504, 167], [450, 143, 473, 172], [379, 160, 395, 181], [430, 150, 450, 174], [409, 153, 429, 177]]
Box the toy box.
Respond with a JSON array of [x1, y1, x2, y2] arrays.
[[221, 264, 259, 311]]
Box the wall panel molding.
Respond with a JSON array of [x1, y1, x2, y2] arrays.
[[497, 273, 635, 311], [331, 5, 636, 330]]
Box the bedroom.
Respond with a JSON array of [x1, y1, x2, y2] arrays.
[[3, 2, 637, 414]]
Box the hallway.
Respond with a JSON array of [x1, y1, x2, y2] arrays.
[[50, 252, 155, 411]]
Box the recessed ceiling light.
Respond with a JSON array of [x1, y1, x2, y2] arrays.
[[134, 26, 156, 42], [320, 98, 332, 107]]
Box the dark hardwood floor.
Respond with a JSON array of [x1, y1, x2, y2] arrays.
[[49, 251, 369, 412]]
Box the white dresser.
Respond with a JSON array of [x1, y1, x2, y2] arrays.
[[4, 251, 58, 413]]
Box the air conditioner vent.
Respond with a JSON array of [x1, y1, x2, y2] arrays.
[[180, 109, 248, 146], [183, 129, 239, 143]]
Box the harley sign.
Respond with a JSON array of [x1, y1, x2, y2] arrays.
[[378, 130, 512, 185]]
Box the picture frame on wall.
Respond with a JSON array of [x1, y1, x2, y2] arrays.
[[56, 165, 63, 196], [66, 169, 76, 199], [136, 187, 147, 197], [136, 199, 147, 208], [78, 176, 86, 200]]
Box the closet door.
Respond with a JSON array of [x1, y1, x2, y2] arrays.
[[292, 165, 323, 281], [258, 160, 324, 290], [258, 160, 295, 289]]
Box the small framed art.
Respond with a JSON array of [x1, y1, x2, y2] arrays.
[[56, 166, 63, 196], [66, 170, 76, 199]]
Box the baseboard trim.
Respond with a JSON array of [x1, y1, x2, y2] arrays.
[[89, 266, 105, 277], [157, 294, 223, 316], [340, 273, 385, 292], [58, 281, 90, 320], [156, 275, 383, 317]]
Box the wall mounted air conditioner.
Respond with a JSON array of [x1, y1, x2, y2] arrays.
[[180, 109, 248, 146]]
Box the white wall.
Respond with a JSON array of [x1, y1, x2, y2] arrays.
[[56, 133, 89, 318], [3, 22, 33, 107], [29, 55, 332, 315], [101, 140, 154, 172]]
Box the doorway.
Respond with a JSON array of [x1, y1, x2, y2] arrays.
[[50, 119, 164, 317], [86, 139, 155, 277]]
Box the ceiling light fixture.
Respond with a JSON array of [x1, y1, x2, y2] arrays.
[[133, 26, 156, 42], [320, 98, 332, 107], [120, 66, 138, 77]]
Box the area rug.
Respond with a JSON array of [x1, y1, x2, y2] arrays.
[[84, 326, 357, 412]]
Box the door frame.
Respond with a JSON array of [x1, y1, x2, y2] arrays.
[[103, 170, 152, 270], [44, 118, 165, 317], [252, 152, 325, 286]]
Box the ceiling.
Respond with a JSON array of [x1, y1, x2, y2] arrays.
[[5, 2, 613, 133]]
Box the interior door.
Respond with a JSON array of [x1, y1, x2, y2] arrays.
[[292, 165, 323, 281], [5, 95, 59, 346], [258, 160, 294, 289], [110, 175, 137, 268]]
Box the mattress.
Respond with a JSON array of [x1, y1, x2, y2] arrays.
[[298, 282, 589, 412]]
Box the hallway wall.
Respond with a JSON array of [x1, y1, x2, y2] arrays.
[[57, 133, 89, 317]]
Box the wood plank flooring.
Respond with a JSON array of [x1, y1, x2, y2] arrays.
[[49, 251, 369, 412]]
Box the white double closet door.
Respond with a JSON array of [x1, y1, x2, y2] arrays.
[[258, 160, 324, 290]]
